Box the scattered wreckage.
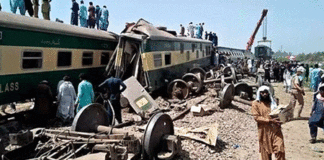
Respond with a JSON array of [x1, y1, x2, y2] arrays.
[[0, 19, 278, 160]]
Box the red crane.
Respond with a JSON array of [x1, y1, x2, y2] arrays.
[[246, 9, 268, 51]]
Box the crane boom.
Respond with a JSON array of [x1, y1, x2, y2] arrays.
[[246, 9, 268, 51]]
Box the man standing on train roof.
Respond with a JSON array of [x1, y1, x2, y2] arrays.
[[309, 83, 324, 143], [204, 31, 208, 40], [208, 31, 213, 41], [187, 22, 195, 38], [75, 73, 94, 113], [57, 76, 76, 125], [70, 0, 79, 26], [212, 33, 218, 47], [10, 0, 26, 15], [99, 76, 127, 124], [32, 0, 39, 18], [79, 0, 87, 27], [179, 24, 185, 36], [195, 23, 201, 39], [200, 23, 204, 39], [100, 5, 109, 31], [41, 0, 51, 20], [0, 3, 2, 11], [95, 5, 101, 30], [252, 86, 285, 160], [87, 2, 95, 28]]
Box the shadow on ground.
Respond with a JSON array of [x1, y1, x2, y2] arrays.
[[227, 104, 247, 113]]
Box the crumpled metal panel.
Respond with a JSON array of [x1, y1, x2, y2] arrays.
[[122, 76, 158, 115]]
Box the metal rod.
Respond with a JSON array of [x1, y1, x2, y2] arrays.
[[233, 96, 252, 106]]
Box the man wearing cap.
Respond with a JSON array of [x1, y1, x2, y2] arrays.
[[290, 67, 305, 118], [309, 83, 324, 143], [252, 86, 285, 160]]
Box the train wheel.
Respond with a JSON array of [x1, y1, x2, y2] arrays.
[[190, 67, 206, 80], [167, 79, 190, 99], [230, 67, 237, 83], [182, 73, 203, 94], [234, 82, 253, 100]]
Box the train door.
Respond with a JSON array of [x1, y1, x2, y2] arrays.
[[105, 36, 146, 86]]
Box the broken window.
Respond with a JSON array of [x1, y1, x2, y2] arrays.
[[154, 54, 162, 67], [101, 52, 110, 65]]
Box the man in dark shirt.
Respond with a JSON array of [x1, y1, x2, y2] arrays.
[[99, 77, 127, 123], [71, 0, 79, 26], [180, 24, 185, 36]]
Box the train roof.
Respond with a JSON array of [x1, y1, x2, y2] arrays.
[[121, 19, 212, 44], [0, 12, 118, 41]]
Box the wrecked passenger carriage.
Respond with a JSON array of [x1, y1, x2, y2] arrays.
[[105, 19, 214, 99]]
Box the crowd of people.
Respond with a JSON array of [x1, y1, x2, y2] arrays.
[[4, 0, 110, 31], [32, 73, 126, 126], [70, 0, 109, 30], [243, 59, 324, 159], [179, 22, 218, 46]]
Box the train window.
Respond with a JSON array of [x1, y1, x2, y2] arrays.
[[22, 51, 42, 69], [165, 53, 171, 65], [192, 43, 195, 52], [186, 51, 190, 61], [205, 46, 209, 56], [153, 54, 162, 67], [82, 52, 93, 66], [196, 50, 199, 59], [57, 51, 72, 67], [101, 52, 110, 65], [200, 43, 202, 51], [180, 43, 184, 54]]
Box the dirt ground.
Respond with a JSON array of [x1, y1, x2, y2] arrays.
[[273, 82, 324, 160], [1, 81, 323, 159]]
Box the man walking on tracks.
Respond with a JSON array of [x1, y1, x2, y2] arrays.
[[309, 83, 324, 143], [75, 73, 94, 113], [290, 67, 305, 118], [99, 76, 127, 124], [252, 86, 285, 160]]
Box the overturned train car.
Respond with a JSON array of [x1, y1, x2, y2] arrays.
[[105, 19, 214, 95]]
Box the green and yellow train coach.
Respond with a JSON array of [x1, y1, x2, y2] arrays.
[[105, 19, 213, 98], [0, 12, 118, 105]]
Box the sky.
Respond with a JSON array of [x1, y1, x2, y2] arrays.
[[1, 0, 323, 54]]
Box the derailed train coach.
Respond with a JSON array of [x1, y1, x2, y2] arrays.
[[216, 46, 253, 63], [105, 19, 215, 97], [0, 12, 118, 105]]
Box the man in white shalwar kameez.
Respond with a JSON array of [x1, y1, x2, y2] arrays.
[[57, 76, 76, 123], [283, 69, 292, 93]]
